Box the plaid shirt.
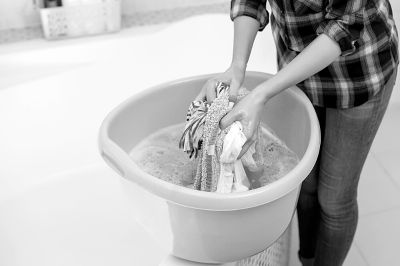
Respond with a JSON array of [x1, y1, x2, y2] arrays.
[[231, 0, 399, 108]]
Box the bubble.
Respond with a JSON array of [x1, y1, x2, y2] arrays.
[[130, 123, 298, 190]]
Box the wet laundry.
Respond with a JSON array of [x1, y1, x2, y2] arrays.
[[179, 82, 257, 193]]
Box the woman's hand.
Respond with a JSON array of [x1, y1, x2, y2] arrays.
[[220, 87, 268, 158], [196, 63, 246, 103], [217, 33, 342, 158]]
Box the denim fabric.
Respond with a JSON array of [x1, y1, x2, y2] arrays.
[[297, 68, 397, 266]]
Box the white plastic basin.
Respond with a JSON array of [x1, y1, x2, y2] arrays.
[[98, 71, 320, 263]]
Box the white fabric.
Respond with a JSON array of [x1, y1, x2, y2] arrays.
[[232, 160, 250, 192], [216, 121, 251, 193], [240, 144, 258, 171]]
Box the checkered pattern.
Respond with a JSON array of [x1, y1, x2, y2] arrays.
[[231, 0, 399, 108], [231, 0, 269, 30]]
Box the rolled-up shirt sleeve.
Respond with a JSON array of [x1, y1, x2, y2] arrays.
[[230, 0, 269, 31], [316, 0, 365, 56]]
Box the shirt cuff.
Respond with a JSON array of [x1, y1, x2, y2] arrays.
[[316, 20, 359, 56], [230, 0, 269, 31]]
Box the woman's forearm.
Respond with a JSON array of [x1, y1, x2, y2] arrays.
[[254, 34, 341, 102], [231, 16, 260, 69]]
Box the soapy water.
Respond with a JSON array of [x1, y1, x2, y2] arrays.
[[130, 123, 299, 190]]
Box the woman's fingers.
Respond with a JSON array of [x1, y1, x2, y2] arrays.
[[200, 73, 243, 103], [220, 110, 255, 159], [238, 120, 259, 158], [220, 110, 240, 130], [221, 115, 258, 159], [238, 138, 255, 159], [238, 123, 258, 159]]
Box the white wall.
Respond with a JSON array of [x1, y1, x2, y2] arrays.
[[0, 0, 226, 30], [0, 0, 41, 30]]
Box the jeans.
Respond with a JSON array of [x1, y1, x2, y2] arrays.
[[296, 69, 397, 266]]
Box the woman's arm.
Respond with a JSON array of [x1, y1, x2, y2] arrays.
[[231, 16, 260, 71], [199, 15, 260, 102], [199, 0, 269, 102], [252, 0, 366, 102], [220, 0, 364, 156], [230, 0, 268, 69], [254, 33, 341, 103], [220, 33, 341, 157]]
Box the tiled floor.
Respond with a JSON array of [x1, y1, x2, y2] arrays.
[[354, 103, 400, 266], [357, 152, 400, 216]]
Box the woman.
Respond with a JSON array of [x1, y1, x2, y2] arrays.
[[197, 0, 398, 265]]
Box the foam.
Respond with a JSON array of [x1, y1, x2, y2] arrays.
[[130, 123, 299, 190]]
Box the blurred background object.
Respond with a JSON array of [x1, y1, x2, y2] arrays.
[[35, 0, 121, 39], [0, 0, 228, 43]]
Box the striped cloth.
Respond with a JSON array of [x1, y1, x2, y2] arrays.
[[179, 100, 208, 158], [179, 82, 230, 158]]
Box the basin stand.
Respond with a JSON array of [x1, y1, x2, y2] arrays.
[[160, 255, 236, 266]]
